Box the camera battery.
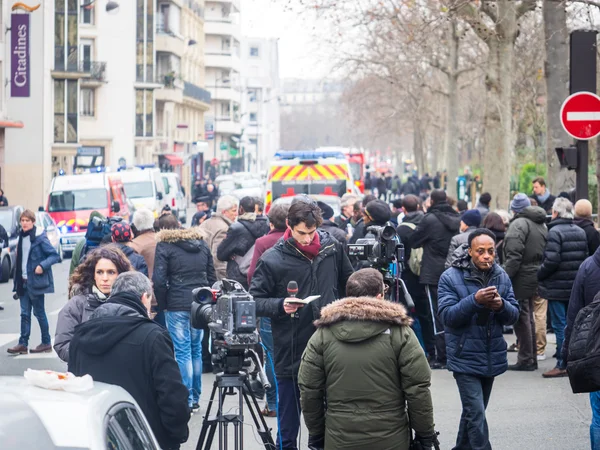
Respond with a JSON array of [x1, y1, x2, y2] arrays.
[[234, 300, 256, 332]]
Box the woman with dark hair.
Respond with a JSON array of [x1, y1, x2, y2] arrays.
[[54, 245, 134, 362], [483, 212, 507, 264]]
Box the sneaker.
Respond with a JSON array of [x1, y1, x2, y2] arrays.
[[537, 354, 547, 361], [542, 367, 568, 378], [7, 344, 28, 354], [507, 343, 519, 352], [429, 361, 447, 370], [508, 363, 537, 371], [30, 344, 52, 354], [191, 403, 200, 413]]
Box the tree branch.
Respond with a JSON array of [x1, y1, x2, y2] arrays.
[[516, 0, 537, 19], [455, 2, 496, 43], [569, 0, 600, 8]]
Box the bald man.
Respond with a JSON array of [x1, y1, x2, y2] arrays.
[[574, 199, 600, 255]]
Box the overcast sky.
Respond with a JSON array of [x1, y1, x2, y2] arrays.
[[241, 0, 330, 79]]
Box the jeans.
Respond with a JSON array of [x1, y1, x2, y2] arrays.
[[426, 284, 446, 364], [591, 391, 600, 450], [165, 311, 203, 406], [277, 378, 301, 450], [514, 296, 536, 366], [19, 287, 50, 347], [453, 373, 494, 450], [259, 318, 277, 411], [548, 301, 568, 369]]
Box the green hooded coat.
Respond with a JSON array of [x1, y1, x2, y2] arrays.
[[298, 297, 435, 450]]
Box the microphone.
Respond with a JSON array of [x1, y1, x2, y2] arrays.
[[287, 280, 299, 318]]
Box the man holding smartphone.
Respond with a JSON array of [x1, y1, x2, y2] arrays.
[[438, 229, 519, 450]]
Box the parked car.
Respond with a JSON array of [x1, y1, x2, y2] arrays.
[[161, 172, 187, 223], [36, 211, 64, 262], [231, 178, 265, 201], [0, 205, 24, 283], [0, 375, 162, 450]]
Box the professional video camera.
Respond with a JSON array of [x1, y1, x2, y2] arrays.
[[347, 225, 414, 309]]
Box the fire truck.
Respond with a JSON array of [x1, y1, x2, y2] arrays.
[[265, 150, 355, 213]]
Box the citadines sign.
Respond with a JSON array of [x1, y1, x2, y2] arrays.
[[11, 14, 30, 97]]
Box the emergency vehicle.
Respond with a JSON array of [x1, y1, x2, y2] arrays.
[[265, 150, 355, 213], [317, 147, 366, 193], [46, 173, 130, 253]]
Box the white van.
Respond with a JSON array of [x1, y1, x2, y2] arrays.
[[161, 173, 187, 223], [118, 168, 167, 217]]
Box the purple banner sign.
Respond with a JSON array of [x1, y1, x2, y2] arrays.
[[11, 14, 30, 97]]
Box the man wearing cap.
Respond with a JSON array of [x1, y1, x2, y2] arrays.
[[445, 209, 482, 269], [317, 201, 347, 245], [503, 193, 548, 371], [111, 223, 149, 276], [191, 197, 212, 227]]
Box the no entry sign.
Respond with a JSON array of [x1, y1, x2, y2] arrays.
[[560, 91, 600, 140]]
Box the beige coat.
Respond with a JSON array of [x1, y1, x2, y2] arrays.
[[128, 230, 158, 279], [199, 213, 232, 280]]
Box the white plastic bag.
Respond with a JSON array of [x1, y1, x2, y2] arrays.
[[24, 369, 94, 393]]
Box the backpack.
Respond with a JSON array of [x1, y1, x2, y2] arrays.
[[566, 298, 600, 393], [399, 222, 423, 276], [81, 216, 123, 260], [234, 243, 255, 276]]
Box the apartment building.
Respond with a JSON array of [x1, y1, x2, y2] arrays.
[[240, 38, 280, 173], [204, 0, 242, 173]]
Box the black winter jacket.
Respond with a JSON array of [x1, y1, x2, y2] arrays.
[[409, 202, 460, 285], [537, 193, 557, 215], [574, 218, 600, 256], [249, 230, 354, 379], [503, 207, 548, 300], [563, 248, 600, 362], [116, 243, 148, 276], [319, 221, 347, 246], [69, 292, 190, 450], [217, 213, 269, 288], [538, 218, 588, 302], [153, 228, 217, 312]]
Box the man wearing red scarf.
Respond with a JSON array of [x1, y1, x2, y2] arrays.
[[250, 198, 354, 450]]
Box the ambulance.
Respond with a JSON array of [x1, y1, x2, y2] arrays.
[[265, 150, 355, 213], [46, 173, 131, 253]]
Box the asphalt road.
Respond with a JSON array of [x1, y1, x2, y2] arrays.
[[0, 257, 592, 449]]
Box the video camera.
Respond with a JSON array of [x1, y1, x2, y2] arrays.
[[191, 279, 266, 380], [347, 225, 414, 309]]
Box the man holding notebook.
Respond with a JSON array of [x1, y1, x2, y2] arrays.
[[250, 197, 354, 450]]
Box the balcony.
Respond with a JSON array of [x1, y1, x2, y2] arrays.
[[135, 64, 162, 85], [81, 62, 108, 87], [155, 73, 184, 103], [156, 26, 185, 57], [208, 0, 240, 11], [183, 0, 205, 18], [215, 116, 241, 135], [207, 85, 241, 103], [53, 46, 108, 80], [204, 52, 241, 72], [183, 82, 211, 109], [204, 19, 240, 41]]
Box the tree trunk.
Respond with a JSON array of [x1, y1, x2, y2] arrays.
[[445, 19, 460, 200], [413, 118, 426, 176], [482, 3, 515, 210], [543, 0, 574, 194]]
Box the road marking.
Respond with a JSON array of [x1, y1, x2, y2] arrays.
[[0, 333, 19, 347], [567, 111, 600, 121]]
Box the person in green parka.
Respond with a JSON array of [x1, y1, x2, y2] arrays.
[[298, 268, 437, 450]]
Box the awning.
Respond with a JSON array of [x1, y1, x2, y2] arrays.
[[163, 154, 183, 166], [0, 120, 24, 129]]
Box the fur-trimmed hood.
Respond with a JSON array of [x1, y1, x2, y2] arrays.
[[316, 297, 412, 327], [156, 227, 205, 243]]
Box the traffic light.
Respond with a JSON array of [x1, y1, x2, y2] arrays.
[[555, 146, 578, 170]]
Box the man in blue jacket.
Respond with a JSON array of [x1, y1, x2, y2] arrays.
[[438, 229, 519, 450], [7, 209, 60, 354]]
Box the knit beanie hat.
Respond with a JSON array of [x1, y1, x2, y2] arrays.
[[461, 209, 482, 228], [510, 193, 531, 214], [111, 222, 133, 243]]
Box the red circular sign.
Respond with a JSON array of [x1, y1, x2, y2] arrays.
[[560, 91, 600, 140]]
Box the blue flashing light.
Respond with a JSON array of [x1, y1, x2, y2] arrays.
[[58, 169, 65, 176], [274, 150, 346, 160], [60, 226, 68, 234]]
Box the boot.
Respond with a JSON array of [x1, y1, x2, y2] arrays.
[[30, 344, 52, 354], [7, 344, 28, 354], [542, 367, 568, 378], [508, 363, 537, 371]]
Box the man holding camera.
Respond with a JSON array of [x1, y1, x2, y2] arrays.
[[249, 199, 354, 450]]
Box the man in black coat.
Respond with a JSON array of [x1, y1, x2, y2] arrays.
[[574, 199, 600, 256], [396, 195, 434, 358], [69, 272, 190, 450], [538, 197, 588, 378], [409, 189, 460, 368], [249, 199, 354, 450], [217, 196, 269, 290], [316, 201, 347, 245], [532, 177, 556, 215]]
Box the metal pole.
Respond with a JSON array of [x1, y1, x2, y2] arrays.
[[576, 140, 589, 200]]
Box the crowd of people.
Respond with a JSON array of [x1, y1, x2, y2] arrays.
[[3, 172, 600, 450]]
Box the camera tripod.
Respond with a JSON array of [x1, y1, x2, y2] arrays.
[[196, 371, 277, 450]]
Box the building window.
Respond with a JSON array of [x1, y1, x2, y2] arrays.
[[81, 88, 94, 116], [54, 79, 78, 143], [249, 112, 257, 123], [81, 0, 94, 24], [250, 46, 259, 57], [249, 138, 258, 146], [54, 81, 65, 142], [136, 0, 154, 82], [136, 89, 154, 137], [248, 90, 257, 102]]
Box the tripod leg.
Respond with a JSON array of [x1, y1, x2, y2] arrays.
[[243, 379, 277, 449], [197, 381, 219, 450]]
